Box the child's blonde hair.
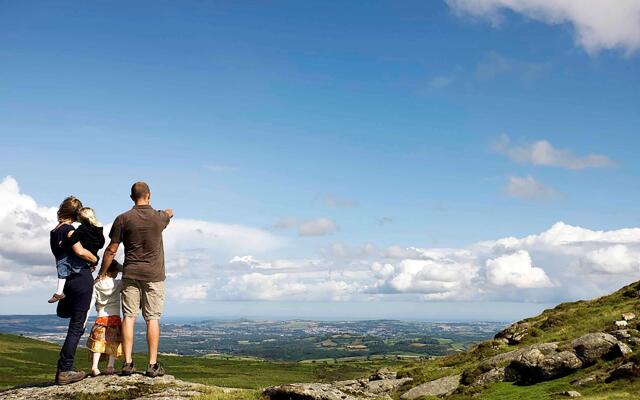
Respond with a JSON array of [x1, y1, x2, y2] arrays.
[[77, 207, 102, 227]]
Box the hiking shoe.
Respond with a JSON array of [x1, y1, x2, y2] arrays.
[[55, 370, 86, 385], [146, 362, 165, 378], [121, 362, 135, 376]]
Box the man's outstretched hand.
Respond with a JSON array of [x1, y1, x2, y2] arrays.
[[164, 208, 174, 218]]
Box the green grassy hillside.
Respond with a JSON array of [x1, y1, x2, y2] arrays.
[[0, 333, 407, 390], [397, 280, 640, 399]]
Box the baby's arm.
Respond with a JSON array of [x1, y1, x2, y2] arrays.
[[67, 230, 97, 263]]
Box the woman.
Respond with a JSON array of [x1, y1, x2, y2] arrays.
[[50, 196, 98, 385]]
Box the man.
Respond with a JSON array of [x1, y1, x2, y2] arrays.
[[98, 181, 173, 377]]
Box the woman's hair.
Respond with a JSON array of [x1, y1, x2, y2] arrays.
[[57, 196, 83, 222], [77, 207, 102, 227]]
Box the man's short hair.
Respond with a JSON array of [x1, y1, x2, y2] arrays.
[[131, 181, 151, 201]]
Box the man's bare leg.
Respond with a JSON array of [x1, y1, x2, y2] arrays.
[[122, 316, 136, 364], [146, 319, 160, 365]]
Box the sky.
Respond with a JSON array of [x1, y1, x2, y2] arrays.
[[1, 0, 640, 321]]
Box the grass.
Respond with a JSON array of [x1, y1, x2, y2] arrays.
[[0, 333, 408, 390], [396, 280, 640, 400]]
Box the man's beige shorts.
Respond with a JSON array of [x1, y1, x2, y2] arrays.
[[121, 279, 165, 321]]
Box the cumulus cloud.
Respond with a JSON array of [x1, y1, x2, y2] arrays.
[[581, 245, 640, 274], [273, 217, 338, 236], [505, 175, 558, 199], [4, 175, 640, 306], [446, 0, 640, 54], [486, 250, 553, 288], [493, 134, 614, 169]]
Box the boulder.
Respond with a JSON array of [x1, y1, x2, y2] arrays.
[[505, 348, 582, 384], [472, 367, 505, 386], [334, 377, 412, 397], [262, 383, 364, 400], [0, 374, 218, 400], [571, 333, 621, 364], [615, 320, 629, 328], [571, 374, 599, 387], [617, 341, 633, 356], [560, 390, 582, 397], [622, 312, 636, 321], [368, 368, 397, 381], [628, 337, 640, 347], [610, 330, 631, 340], [495, 322, 531, 345], [485, 342, 558, 366], [400, 375, 461, 400], [606, 362, 640, 383]]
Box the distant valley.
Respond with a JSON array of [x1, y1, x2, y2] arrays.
[[0, 315, 505, 361]]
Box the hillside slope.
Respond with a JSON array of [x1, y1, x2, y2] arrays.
[[391, 279, 640, 399]]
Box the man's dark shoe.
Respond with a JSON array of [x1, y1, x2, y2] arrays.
[[146, 362, 165, 378], [55, 370, 86, 385], [121, 362, 135, 376]]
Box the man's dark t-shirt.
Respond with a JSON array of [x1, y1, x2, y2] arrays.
[[109, 205, 170, 282]]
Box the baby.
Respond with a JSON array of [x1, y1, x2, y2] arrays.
[[87, 260, 123, 376], [49, 207, 106, 303]]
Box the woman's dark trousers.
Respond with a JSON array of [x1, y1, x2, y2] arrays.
[[56, 268, 93, 372]]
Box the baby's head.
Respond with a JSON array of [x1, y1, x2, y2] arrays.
[[77, 207, 102, 228]]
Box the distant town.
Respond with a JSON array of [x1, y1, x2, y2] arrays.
[[0, 315, 505, 361]]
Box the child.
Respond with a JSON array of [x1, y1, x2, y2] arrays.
[[49, 207, 106, 303], [87, 260, 123, 376]]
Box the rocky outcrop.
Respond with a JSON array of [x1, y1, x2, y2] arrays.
[[571, 333, 622, 364], [494, 322, 530, 345], [262, 369, 412, 400], [472, 367, 505, 386], [606, 362, 640, 383], [0, 374, 223, 400], [505, 348, 583, 385], [399, 375, 460, 399]]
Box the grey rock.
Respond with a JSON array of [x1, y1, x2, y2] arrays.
[[472, 367, 505, 386], [622, 312, 636, 321], [368, 368, 397, 381], [628, 337, 640, 346], [0, 374, 216, 400], [505, 349, 582, 384], [400, 375, 461, 400], [561, 390, 582, 397], [610, 329, 631, 340], [571, 374, 598, 386], [495, 322, 531, 345], [571, 333, 620, 364], [617, 341, 633, 356], [486, 342, 558, 366], [262, 383, 365, 400], [334, 377, 412, 397], [606, 362, 640, 382]]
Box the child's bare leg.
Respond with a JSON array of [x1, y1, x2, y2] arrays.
[[91, 352, 101, 375], [106, 354, 116, 374]]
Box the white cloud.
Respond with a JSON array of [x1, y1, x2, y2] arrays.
[[581, 245, 640, 274], [321, 195, 358, 208], [486, 250, 553, 288], [171, 283, 210, 301], [493, 134, 614, 169], [505, 175, 557, 199], [446, 0, 640, 54], [4, 175, 640, 307], [273, 217, 338, 236]]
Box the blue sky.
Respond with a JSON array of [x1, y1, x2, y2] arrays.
[[1, 1, 640, 321]]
